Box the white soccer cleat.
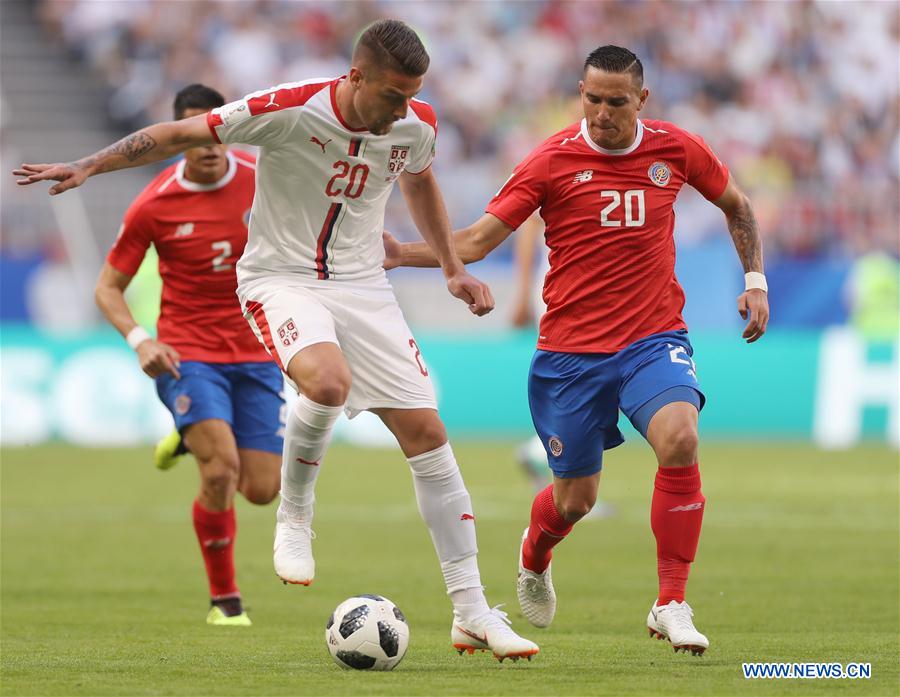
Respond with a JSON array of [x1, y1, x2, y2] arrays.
[[516, 528, 556, 628], [647, 599, 709, 655], [273, 509, 316, 586], [452, 606, 540, 662]]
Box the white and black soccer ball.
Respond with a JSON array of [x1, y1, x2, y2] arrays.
[[325, 595, 409, 671]]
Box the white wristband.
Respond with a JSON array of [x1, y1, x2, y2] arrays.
[[745, 272, 768, 293], [125, 326, 152, 350]]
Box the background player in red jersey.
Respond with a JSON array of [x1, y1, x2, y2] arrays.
[[385, 45, 769, 655], [510, 213, 616, 519], [93, 84, 284, 626]]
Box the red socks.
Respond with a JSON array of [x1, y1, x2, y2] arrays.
[[651, 464, 705, 605], [522, 485, 573, 573], [192, 500, 239, 599], [521, 465, 705, 603]]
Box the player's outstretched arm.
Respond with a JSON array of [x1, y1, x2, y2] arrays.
[[13, 114, 214, 196], [714, 175, 770, 343], [384, 212, 514, 269], [95, 263, 181, 379]]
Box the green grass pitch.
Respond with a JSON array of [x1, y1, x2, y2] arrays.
[[2, 442, 897, 696]]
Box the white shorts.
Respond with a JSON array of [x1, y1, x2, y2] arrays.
[[239, 276, 437, 418]]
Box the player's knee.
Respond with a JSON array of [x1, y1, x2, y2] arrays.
[[413, 418, 447, 453], [302, 373, 351, 406], [200, 454, 240, 498], [558, 498, 594, 523], [557, 489, 597, 523], [660, 424, 699, 466], [240, 479, 279, 505]]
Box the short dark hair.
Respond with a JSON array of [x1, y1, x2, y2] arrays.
[[584, 45, 643, 87], [173, 84, 225, 120], [354, 19, 430, 77]]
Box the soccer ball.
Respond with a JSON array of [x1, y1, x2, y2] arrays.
[[325, 595, 409, 671]]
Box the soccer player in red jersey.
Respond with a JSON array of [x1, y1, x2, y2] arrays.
[[93, 85, 284, 626], [385, 45, 770, 654]]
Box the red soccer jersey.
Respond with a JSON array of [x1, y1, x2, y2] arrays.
[[487, 118, 729, 353], [107, 151, 271, 363]]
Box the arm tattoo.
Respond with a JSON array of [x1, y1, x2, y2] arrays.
[[116, 132, 157, 161], [78, 132, 158, 174], [727, 202, 763, 273]]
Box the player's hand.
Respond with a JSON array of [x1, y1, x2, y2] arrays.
[[738, 288, 769, 343], [382, 230, 402, 270], [136, 340, 182, 380], [447, 269, 495, 316], [12, 162, 90, 195]]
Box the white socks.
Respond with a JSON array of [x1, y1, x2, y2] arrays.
[[407, 443, 490, 620], [278, 393, 343, 523]]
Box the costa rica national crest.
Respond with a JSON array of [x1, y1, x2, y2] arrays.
[[648, 161, 671, 187]]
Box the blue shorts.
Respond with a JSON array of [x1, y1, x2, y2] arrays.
[[528, 330, 705, 479], [156, 361, 285, 454]]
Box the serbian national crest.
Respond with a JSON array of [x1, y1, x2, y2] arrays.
[[277, 318, 298, 347], [648, 161, 671, 187], [388, 145, 410, 175]]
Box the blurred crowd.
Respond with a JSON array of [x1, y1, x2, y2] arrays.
[[31, 0, 900, 258]]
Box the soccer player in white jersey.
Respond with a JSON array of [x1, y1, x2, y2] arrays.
[[14, 19, 538, 661]]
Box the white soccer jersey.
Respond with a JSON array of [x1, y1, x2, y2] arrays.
[[207, 77, 437, 285]]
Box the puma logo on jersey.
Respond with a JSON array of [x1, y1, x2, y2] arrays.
[[460, 513, 475, 521], [310, 136, 332, 153], [573, 170, 594, 183], [174, 222, 194, 237], [264, 92, 280, 109], [668, 502, 704, 512]]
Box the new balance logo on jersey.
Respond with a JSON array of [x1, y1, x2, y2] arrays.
[[668, 502, 704, 512], [264, 92, 280, 109], [310, 136, 331, 153], [174, 222, 194, 237], [203, 537, 232, 550], [573, 170, 593, 183]]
